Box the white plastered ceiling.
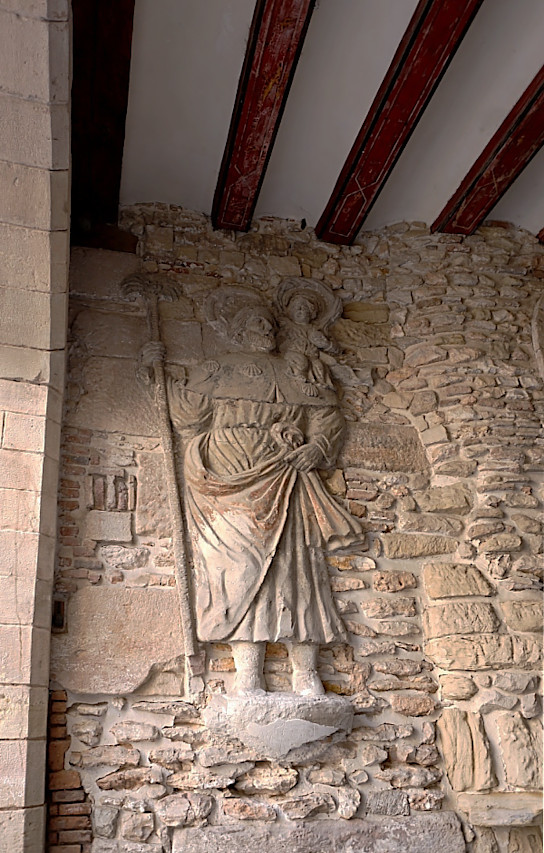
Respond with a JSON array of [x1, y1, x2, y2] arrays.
[[120, 0, 544, 237]]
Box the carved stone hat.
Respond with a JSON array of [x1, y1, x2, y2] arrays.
[[206, 286, 274, 342], [276, 277, 342, 330]]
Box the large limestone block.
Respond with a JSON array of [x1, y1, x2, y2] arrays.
[[173, 812, 466, 853], [71, 356, 159, 436], [423, 563, 494, 598], [0, 92, 69, 170], [0, 806, 45, 853], [0, 161, 68, 231], [0, 740, 46, 808], [437, 708, 495, 792], [70, 247, 140, 300], [50, 587, 183, 693], [500, 600, 543, 633], [340, 423, 429, 473], [0, 223, 68, 293], [424, 602, 500, 639], [457, 793, 542, 827], [134, 451, 170, 538], [203, 693, 353, 761], [383, 533, 457, 559], [0, 11, 69, 102], [425, 634, 542, 671], [495, 713, 542, 790]]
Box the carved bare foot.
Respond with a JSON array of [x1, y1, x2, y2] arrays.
[[231, 641, 266, 695], [290, 642, 325, 696]]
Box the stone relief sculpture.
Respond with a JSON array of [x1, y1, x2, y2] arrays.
[[139, 282, 365, 696]]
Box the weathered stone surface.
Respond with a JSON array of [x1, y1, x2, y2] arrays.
[[154, 793, 213, 827], [366, 790, 409, 816], [110, 721, 159, 743], [133, 451, 170, 538], [399, 512, 464, 535], [425, 634, 542, 671], [472, 828, 499, 853], [422, 563, 494, 598], [496, 712, 542, 789], [352, 722, 413, 742], [173, 813, 466, 853], [500, 600, 543, 633], [71, 718, 103, 746], [457, 792, 542, 826], [508, 827, 543, 853], [418, 484, 472, 515], [479, 533, 523, 553], [437, 709, 495, 792], [100, 545, 149, 569], [70, 702, 108, 716], [389, 693, 436, 716], [307, 768, 346, 786], [50, 586, 183, 693], [86, 510, 132, 543], [372, 570, 417, 592], [375, 765, 441, 788], [234, 764, 298, 796], [148, 745, 195, 768], [70, 745, 140, 768], [96, 768, 158, 791], [358, 744, 388, 765], [406, 789, 444, 811], [131, 700, 199, 721], [340, 423, 430, 473], [424, 602, 500, 638], [361, 597, 417, 618], [120, 811, 154, 842], [383, 533, 457, 559], [281, 792, 335, 820], [336, 786, 361, 819], [478, 689, 519, 714], [93, 806, 119, 838], [439, 675, 477, 700], [168, 767, 246, 791], [222, 798, 276, 821], [493, 673, 539, 694], [203, 693, 352, 760]]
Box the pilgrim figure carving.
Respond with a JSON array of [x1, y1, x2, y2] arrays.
[[140, 284, 364, 695]]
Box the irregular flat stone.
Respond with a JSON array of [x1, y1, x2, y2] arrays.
[[70, 745, 140, 768], [424, 602, 500, 638], [418, 484, 472, 515], [439, 675, 477, 700], [120, 811, 154, 843], [457, 792, 542, 827], [437, 709, 495, 792], [495, 712, 542, 789], [362, 597, 417, 618], [340, 423, 430, 474], [110, 721, 159, 743], [131, 700, 199, 721], [97, 768, 157, 791], [155, 793, 213, 827], [366, 790, 409, 816], [50, 586, 183, 693], [422, 563, 494, 598], [93, 806, 119, 839], [202, 693, 352, 760], [508, 827, 543, 853], [500, 600, 543, 633], [148, 746, 194, 768], [472, 828, 499, 853], [173, 812, 466, 853], [376, 765, 441, 788], [425, 634, 542, 671], [399, 513, 464, 536], [71, 719, 103, 746], [222, 798, 276, 821], [336, 786, 361, 819], [281, 792, 335, 820], [372, 571, 417, 592], [235, 763, 298, 796], [383, 533, 457, 559], [389, 693, 436, 716]]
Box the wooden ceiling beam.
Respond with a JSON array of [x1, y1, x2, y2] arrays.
[[433, 66, 544, 235], [212, 0, 315, 232], [315, 0, 484, 245]]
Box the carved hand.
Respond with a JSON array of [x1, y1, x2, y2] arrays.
[[137, 342, 166, 385], [284, 443, 324, 472]]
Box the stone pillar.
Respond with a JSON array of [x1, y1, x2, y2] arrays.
[[0, 2, 71, 850]]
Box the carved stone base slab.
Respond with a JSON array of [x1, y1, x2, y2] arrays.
[[173, 812, 466, 853], [202, 693, 353, 760]]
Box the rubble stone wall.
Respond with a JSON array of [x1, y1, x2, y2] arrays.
[[48, 206, 543, 853]]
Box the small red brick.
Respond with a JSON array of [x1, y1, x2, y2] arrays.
[[49, 726, 68, 739], [49, 713, 66, 726], [51, 790, 85, 804], [58, 830, 92, 844], [48, 770, 81, 790], [51, 700, 67, 713], [49, 805, 59, 816], [58, 803, 91, 816], [50, 816, 91, 831], [50, 690, 67, 701]]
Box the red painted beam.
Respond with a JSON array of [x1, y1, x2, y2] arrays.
[[315, 0, 484, 245], [212, 0, 315, 232], [433, 65, 544, 235]]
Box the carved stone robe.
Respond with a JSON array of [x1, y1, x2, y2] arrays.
[[167, 352, 363, 644]]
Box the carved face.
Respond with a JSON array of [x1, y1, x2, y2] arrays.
[[289, 294, 319, 324], [239, 310, 276, 352]]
